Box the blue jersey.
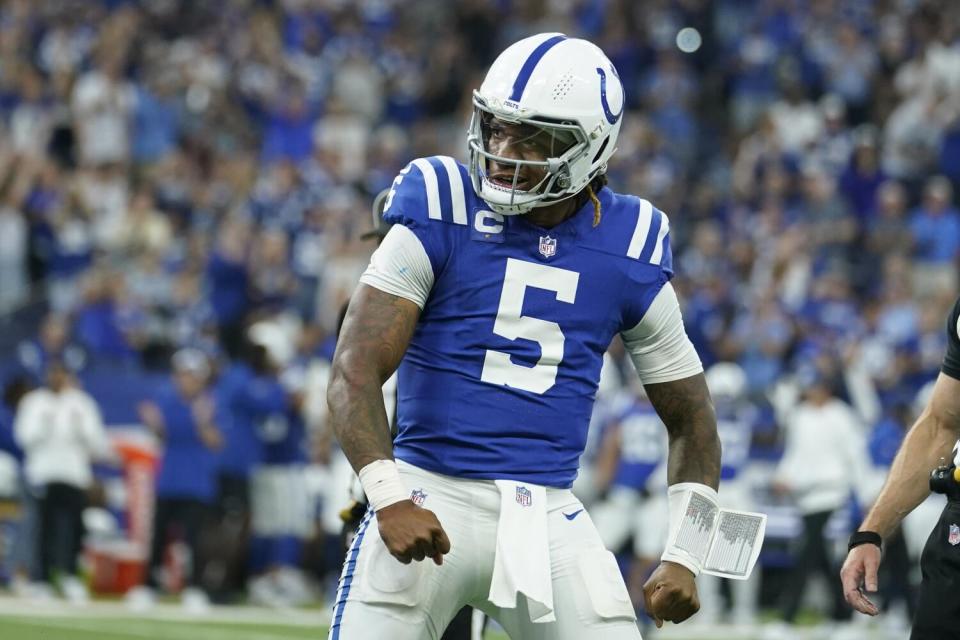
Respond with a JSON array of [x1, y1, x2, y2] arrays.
[[233, 373, 291, 465], [716, 401, 755, 480], [383, 156, 673, 487], [868, 415, 905, 468], [610, 400, 666, 491], [215, 363, 262, 477], [153, 385, 219, 502]]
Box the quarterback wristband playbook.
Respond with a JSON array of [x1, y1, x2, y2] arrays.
[[661, 482, 768, 580], [847, 530, 882, 552], [358, 459, 409, 512]]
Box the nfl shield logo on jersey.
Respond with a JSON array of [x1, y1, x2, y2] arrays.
[[516, 485, 533, 507], [538, 235, 557, 258], [949, 524, 960, 546], [410, 488, 427, 507]]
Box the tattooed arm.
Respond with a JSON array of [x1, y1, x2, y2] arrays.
[[621, 282, 721, 489], [328, 283, 451, 564], [327, 284, 420, 472], [622, 281, 721, 626], [639, 373, 721, 626], [645, 373, 721, 490]]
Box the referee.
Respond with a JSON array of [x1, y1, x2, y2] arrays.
[[841, 296, 960, 638]]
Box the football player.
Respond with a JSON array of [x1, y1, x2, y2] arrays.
[[327, 34, 722, 639]]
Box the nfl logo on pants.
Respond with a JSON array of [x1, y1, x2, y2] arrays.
[[516, 485, 533, 507], [949, 524, 960, 546]]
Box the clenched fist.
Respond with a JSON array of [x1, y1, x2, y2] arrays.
[[377, 500, 452, 565], [642, 561, 700, 628]]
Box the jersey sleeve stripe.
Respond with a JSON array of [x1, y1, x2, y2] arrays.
[[637, 207, 663, 263], [658, 233, 673, 271], [627, 199, 653, 259], [458, 163, 473, 222], [437, 156, 468, 225], [428, 157, 453, 222], [649, 212, 670, 265], [411, 158, 442, 220]]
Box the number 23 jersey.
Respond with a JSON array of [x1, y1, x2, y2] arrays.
[[360, 156, 702, 487]]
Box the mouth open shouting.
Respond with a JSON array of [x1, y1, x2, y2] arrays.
[[467, 98, 590, 215], [486, 168, 532, 193]]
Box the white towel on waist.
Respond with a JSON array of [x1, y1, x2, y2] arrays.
[[488, 480, 554, 623]]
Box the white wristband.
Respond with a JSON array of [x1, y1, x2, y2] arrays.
[[661, 482, 720, 577], [358, 459, 409, 512]]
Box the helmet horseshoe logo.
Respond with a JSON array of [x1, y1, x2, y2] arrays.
[[596, 66, 623, 125]]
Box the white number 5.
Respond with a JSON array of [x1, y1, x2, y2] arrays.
[[480, 258, 580, 394]]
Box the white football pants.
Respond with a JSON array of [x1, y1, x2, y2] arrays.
[[328, 461, 642, 640]]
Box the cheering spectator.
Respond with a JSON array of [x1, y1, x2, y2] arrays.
[[206, 220, 251, 358], [16, 314, 87, 384], [0, 193, 28, 315], [909, 176, 960, 294], [71, 50, 135, 167]]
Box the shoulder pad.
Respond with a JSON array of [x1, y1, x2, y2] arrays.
[[624, 197, 672, 274], [383, 156, 472, 227]]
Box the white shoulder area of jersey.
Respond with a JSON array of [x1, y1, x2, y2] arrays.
[[621, 281, 702, 385], [405, 155, 471, 226], [624, 197, 670, 266], [359, 224, 435, 309]]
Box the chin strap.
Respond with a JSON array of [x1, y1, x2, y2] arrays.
[[587, 184, 601, 227]]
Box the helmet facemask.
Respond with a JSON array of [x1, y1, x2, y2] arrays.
[[468, 93, 591, 215]]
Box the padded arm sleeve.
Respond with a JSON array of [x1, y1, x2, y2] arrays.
[[359, 224, 435, 309], [621, 282, 703, 384]]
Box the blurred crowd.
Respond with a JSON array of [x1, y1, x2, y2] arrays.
[[0, 0, 959, 631]]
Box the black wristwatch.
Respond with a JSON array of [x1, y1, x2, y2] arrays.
[[848, 530, 882, 552]]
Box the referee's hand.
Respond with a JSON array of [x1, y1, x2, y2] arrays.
[[840, 544, 881, 616]]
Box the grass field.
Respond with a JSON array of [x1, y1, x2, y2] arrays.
[[0, 596, 514, 640], [0, 614, 913, 640], [0, 595, 911, 640], [0, 614, 514, 640], [1, 616, 323, 640]]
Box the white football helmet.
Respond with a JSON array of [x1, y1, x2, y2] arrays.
[[705, 362, 748, 401], [468, 33, 625, 215]]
